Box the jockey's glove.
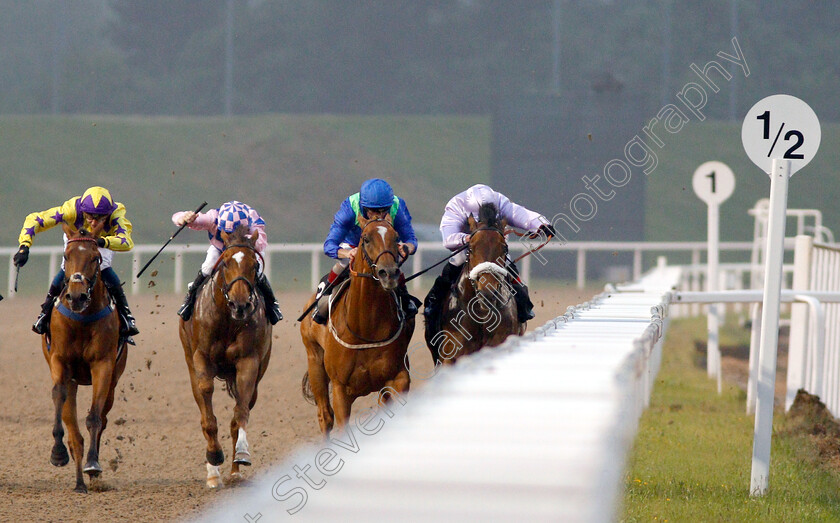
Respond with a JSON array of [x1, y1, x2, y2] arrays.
[[13, 245, 29, 267], [96, 237, 106, 248], [537, 224, 557, 238]]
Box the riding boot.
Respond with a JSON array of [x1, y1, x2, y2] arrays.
[[178, 271, 208, 321], [511, 280, 536, 323], [106, 282, 140, 337], [32, 281, 63, 334], [312, 270, 346, 325], [395, 283, 420, 320], [257, 273, 283, 324], [422, 262, 463, 335]]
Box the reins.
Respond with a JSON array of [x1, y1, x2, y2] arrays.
[[331, 219, 406, 348], [209, 243, 263, 310]]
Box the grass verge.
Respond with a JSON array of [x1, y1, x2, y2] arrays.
[[622, 316, 840, 522]]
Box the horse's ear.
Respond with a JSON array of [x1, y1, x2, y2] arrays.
[[61, 223, 75, 238], [467, 214, 478, 231], [500, 217, 508, 231], [384, 212, 393, 224], [357, 213, 368, 229], [248, 230, 258, 248], [219, 229, 230, 246]]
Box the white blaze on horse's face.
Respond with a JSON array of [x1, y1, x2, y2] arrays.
[[231, 252, 245, 265], [70, 273, 85, 283], [377, 226, 388, 244]]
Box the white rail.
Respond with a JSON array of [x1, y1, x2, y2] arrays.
[[201, 262, 681, 521], [3, 240, 757, 298]]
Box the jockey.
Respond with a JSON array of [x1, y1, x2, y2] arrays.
[[423, 184, 556, 332], [14, 186, 140, 338], [172, 201, 283, 324], [312, 178, 419, 325]]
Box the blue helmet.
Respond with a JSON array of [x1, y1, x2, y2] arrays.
[[359, 178, 394, 209]]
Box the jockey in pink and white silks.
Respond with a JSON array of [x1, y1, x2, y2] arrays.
[[171, 201, 283, 324], [424, 184, 557, 333]]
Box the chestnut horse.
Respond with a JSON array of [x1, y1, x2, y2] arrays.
[[179, 225, 272, 488], [426, 202, 524, 364], [44, 224, 127, 493], [299, 214, 413, 436]]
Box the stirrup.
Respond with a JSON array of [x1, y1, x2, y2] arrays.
[[32, 313, 49, 335], [267, 302, 283, 324]]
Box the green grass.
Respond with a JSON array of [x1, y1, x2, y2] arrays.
[[0, 114, 490, 250], [623, 317, 840, 522]]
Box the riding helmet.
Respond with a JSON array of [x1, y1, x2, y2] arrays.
[[359, 178, 394, 209]]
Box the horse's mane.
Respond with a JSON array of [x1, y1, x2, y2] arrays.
[[224, 224, 251, 246], [477, 202, 501, 229]]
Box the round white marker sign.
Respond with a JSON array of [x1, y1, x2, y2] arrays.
[[693, 161, 735, 205], [742, 94, 820, 176]]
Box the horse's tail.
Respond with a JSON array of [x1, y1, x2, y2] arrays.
[[224, 375, 238, 400], [301, 371, 316, 405]]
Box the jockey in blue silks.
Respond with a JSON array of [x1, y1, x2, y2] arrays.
[[312, 178, 419, 325]]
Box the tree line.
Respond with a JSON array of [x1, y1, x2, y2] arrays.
[[1, 0, 837, 121]]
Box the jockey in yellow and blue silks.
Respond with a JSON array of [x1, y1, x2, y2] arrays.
[[312, 178, 419, 325], [14, 186, 140, 338]]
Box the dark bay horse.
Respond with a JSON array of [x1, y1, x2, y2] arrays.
[[299, 214, 414, 437], [179, 225, 272, 488], [426, 202, 524, 364], [44, 224, 127, 493]]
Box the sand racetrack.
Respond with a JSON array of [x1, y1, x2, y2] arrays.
[[0, 285, 594, 522]]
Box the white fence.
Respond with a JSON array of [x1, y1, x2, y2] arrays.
[[786, 237, 840, 416], [3, 240, 757, 298], [202, 262, 681, 522]]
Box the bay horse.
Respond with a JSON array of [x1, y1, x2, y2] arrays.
[[179, 225, 272, 488], [44, 224, 127, 493], [426, 202, 524, 364], [299, 213, 414, 437]]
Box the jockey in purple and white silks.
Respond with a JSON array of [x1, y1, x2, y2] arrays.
[[171, 201, 283, 324], [311, 178, 419, 325], [14, 186, 140, 338], [424, 184, 557, 332]]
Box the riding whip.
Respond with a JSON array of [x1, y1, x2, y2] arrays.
[[14, 265, 20, 292], [136, 201, 207, 278]]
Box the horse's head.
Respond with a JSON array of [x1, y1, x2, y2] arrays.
[[61, 224, 103, 313], [466, 203, 510, 304], [218, 225, 261, 321], [357, 213, 402, 291]]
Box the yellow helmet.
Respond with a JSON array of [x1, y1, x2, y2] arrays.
[[79, 186, 117, 215]]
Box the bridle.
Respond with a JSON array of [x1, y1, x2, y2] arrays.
[[465, 226, 513, 306], [64, 237, 102, 299], [351, 219, 406, 280], [214, 243, 263, 307]]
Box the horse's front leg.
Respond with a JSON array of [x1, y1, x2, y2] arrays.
[[229, 356, 260, 480], [187, 357, 224, 488], [49, 365, 70, 469], [331, 385, 356, 432], [84, 359, 115, 479]]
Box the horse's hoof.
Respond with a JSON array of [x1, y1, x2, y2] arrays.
[[206, 477, 222, 489], [83, 461, 103, 477], [74, 483, 88, 494], [50, 445, 69, 467], [233, 452, 251, 466]]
